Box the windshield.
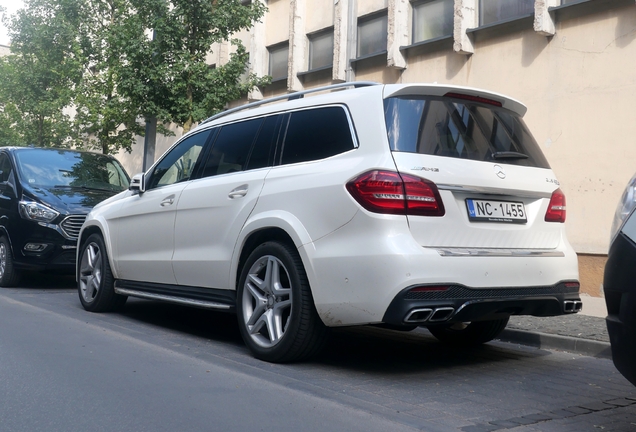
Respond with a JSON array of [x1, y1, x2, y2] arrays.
[[14, 149, 130, 191], [384, 96, 550, 169]]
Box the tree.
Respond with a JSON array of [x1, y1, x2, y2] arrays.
[[0, 0, 269, 153], [0, 0, 83, 147], [72, 0, 149, 154], [118, 0, 270, 134]]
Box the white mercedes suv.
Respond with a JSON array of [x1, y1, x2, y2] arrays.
[[77, 82, 581, 362]]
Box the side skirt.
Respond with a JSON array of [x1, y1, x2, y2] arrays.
[[114, 279, 236, 312]]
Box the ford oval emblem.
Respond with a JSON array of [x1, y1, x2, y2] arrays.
[[494, 164, 506, 179]]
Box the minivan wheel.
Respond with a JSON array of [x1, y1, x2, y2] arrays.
[[0, 236, 21, 287], [78, 234, 127, 312], [237, 241, 328, 363], [427, 317, 510, 346]]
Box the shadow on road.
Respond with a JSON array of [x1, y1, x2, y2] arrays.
[[16, 272, 76, 290], [114, 297, 546, 375]]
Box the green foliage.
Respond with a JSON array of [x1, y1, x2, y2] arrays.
[[0, 0, 268, 153], [0, 0, 83, 147], [118, 0, 270, 133]]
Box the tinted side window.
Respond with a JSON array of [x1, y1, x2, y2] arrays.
[[280, 106, 355, 165], [147, 130, 211, 190], [200, 118, 264, 178], [245, 115, 280, 171], [0, 154, 12, 183]]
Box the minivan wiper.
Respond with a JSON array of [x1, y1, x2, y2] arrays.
[[54, 185, 115, 192], [491, 151, 529, 160]]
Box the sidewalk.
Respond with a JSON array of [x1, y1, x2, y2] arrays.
[[500, 294, 612, 358]]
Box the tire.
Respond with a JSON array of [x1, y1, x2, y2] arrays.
[[236, 241, 328, 363], [427, 317, 510, 346], [77, 233, 127, 312], [0, 236, 21, 287]]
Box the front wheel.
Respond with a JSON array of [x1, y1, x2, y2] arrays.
[[78, 233, 127, 312], [427, 317, 510, 346], [0, 236, 20, 287], [236, 241, 328, 363]]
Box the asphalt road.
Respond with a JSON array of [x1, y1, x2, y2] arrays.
[[1, 276, 635, 432]]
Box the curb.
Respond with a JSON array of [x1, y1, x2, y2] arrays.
[[497, 328, 612, 359]]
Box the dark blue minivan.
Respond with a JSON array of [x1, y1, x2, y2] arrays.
[[0, 147, 129, 286]]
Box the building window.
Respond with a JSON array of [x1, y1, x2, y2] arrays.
[[479, 0, 534, 26], [308, 30, 334, 71], [268, 43, 289, 81], [412, 0, 453, 43], [357, 13, 388, 58]]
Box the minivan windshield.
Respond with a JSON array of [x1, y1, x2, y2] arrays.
[[384, 96, 550, 168], [14, 149, 130, 191]]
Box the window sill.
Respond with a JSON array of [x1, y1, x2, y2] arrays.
[[350, 50, 388, 65], [400, 35, 453, 55], [467, 13, 534, 35], [465, 14, 534, 42], [297, 65, 333, 78], [269, 76, 287, 84], [549, 0, 631, 21]]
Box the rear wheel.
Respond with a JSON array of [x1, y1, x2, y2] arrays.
[[237, 241, 328, 363], [78, 233, 127, 312], [427, 317, 509, 346], [0, 236, 21, 287]]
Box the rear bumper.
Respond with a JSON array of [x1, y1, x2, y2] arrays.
[[382, 282, 581, 327], [303, 212, 580, 327], [604, 232, 636, 386]]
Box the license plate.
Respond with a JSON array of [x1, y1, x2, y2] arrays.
[[466, 199, 527, 224]]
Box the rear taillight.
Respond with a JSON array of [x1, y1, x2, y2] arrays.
[[346, 170, 445, 216], [545, 188, 566, 223]]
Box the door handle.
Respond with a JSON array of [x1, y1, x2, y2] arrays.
[[160, 194, 175, 207], [228, 184, 248, 199]]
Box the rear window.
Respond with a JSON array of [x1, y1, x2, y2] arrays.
[[384, 96, 550, 169], [280, 106, 355, 165]]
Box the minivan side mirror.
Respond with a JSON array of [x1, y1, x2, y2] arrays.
[[129, 173, 146, 194]]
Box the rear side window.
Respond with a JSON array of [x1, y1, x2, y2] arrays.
[[200, 118, 264, 178], [384, 96, 550, 168], [280, 106, 355, 165]]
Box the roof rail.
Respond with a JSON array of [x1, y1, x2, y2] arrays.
[[200, 81, 380, 125]]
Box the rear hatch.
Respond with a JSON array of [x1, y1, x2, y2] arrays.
[[383, 85, 564, 250]]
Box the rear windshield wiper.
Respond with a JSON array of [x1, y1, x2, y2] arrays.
[[492, 151, 529, 160]]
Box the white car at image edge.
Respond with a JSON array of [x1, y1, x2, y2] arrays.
[[76, 82, 581, 362]]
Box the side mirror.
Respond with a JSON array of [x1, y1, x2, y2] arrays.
[[129, 173, 146, 194]]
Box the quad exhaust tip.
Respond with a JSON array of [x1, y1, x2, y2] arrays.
[[564, 300, 583, 313], [404, 307, 455, 323]]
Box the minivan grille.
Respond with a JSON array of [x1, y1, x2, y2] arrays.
[[60, 215, 86, 240]]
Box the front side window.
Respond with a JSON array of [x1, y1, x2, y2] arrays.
[[268, 43, 289, 81], [308, 30, 334, 70], [357, 13, 388, 57], [0, 153, 12, 183], [15, 149, 130, 191], [384, 96, 550, 168], [280, 106, 355, 165], [480, 0, 534, 26], [147, 130, 211, 190], [412, 0, 454, 43]]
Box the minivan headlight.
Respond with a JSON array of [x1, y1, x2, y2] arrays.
[[19, 200, 59, 223], [610, 171, 636, 244]]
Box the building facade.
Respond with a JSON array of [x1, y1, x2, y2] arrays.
[[118, 0, 636, 295]]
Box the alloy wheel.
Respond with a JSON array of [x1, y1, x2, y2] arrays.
[[79, 242, 102, 303], [241, 255, 293, 348], [0, 242, 6, 281]]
